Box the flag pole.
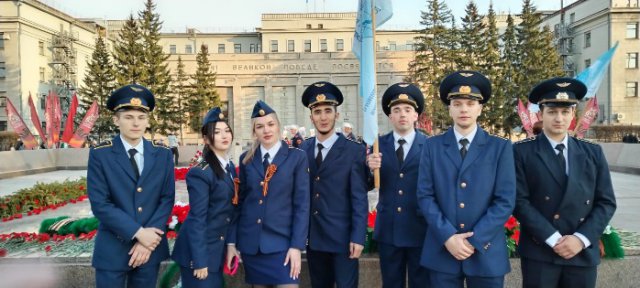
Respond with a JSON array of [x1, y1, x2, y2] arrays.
[[371, 0, 380, 189]]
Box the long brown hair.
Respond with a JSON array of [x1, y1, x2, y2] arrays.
[[242, 113, 281, 165], [202, 121, 233, 178]]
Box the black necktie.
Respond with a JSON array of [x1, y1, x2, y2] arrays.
[[396, 139, 406, 167], [316, 143, 324, 167], [555, 144, 567, 175], [459, 138, 469, 160], [128, 148, 140, 179], [226, 163, 233, 176], [263, 153, 270, 172]]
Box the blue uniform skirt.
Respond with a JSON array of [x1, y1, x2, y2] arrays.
[[242, 250, 298, 285]]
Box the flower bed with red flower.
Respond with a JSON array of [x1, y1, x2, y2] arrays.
[[0, 178, 88, 223]]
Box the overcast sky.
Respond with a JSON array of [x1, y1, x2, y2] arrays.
[[41, 0, 570, 32]]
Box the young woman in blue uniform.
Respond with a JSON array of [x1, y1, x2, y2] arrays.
[[172, 107, 237, 288], [226, 100, 310, 288]]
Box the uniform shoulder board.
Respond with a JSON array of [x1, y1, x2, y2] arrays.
[[575, 137, 597, 145], [515, 136, 537, 145], [94, 140, 112, 149], [152, 142, 171, 149], [490, 133, 510, 141], [196, 160, 209, 170], [289, 146, 305, 153]]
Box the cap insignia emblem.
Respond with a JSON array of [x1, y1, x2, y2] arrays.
[[130, 98, 142, 106], [219, 113, 225, 119], [316, 94, 327, 101], [556, 92, 569, 100], [398, 94, 409, 100], [459, 73, 474, 77], [259, 109, 265, 116], [314, 83, 325, 87], [399, 84, 410, 88], [556, 82, 571, 88], [130, 86, 143, 92], [459, 86, 472, 94]]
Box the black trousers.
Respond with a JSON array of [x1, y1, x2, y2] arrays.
[[521, 257, 597, 288]]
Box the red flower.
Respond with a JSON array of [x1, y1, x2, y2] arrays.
[[505, 216, 518, 230], [37, 233, 50, 243], [44, 245, 52, 252], [14, 214, 22, 219], [0, 248, 7, 257], [166, 231, 177, 239], [367, 211, 377, 229], [510, 230, 521, 244]]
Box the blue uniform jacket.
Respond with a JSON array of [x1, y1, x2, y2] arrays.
[[228, 141, 310, 255], [416, 127, 515, 277], [172, 160, 237, 271], [301, 134, 368, 253], [513, 134, 616, 267], [371, 131, 427, 247], [87, 136, 175, 270]]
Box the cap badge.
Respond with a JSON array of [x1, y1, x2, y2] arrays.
[[399, 83, 410, 88], [314, 83, 325, 87], [459, 86, 472, 94], [219, 113, 225, 119], [316, 94, 327, 102], [130, 98, 142, 106], [398, 94, 409, 100], [259, 109, 265, 116], [459, 72, 474, 77], [556, 82, 571, 88], [130, 86, 143, 92], [556, 92, 569, 100]]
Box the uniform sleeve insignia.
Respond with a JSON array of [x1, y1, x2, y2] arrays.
[[94, 140, 112, 149]]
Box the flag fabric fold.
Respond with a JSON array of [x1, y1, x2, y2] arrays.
[[353, 0, 392, 145], [5, 98, 39, 149], [28, 92, 46, 145], [576, 42, 618, 99], [69, 101, 100, 148], [517, 99, 534, 137], [62, 93, 78, 143]]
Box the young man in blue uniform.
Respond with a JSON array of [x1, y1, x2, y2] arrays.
[[514, 78, 617, 288], [416, 71, 516, 288], [366, 83, 430, 288], [300, 82, 368, 288], [87, 84, 175, 288]]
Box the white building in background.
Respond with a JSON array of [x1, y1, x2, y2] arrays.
[[158, 12, 419, 146], [542, 0, 640, 125], [0, 0, 102, 134]]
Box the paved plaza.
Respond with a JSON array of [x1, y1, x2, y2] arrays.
[[0, 170, 639, 235]]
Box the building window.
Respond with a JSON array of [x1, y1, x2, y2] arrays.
[[287, 40, 295, 52], [41, 95, 46, 109], [0, 96, 6, 107], [585, 59, 591, 69], [336, 39, 344, 52], [169, 44, 176, 54], [306, 24, 312, 29], [569, 13, 575, 24], [39, 41, 45, 55], [218, 44, 225, 54], [318, 24, 324, 29], [627, 22, 639, 39], [626, 82, 638, 97], [584, 31, 591, 48], [0, 62, 5, 78], [626, 53, 638, 68], [0, 33, 4, 49], [257, 44, 262, 53], [39, 67, 45, 82], [250, 44, 256, 53], [389, 41, 397, 51], [185, 44, 193, 54], [304, 40, 311, 52], [41, 122, 46, 131], [234, 43, 242, 53], [271, 40, 278, 53], [406, 41, 414, 51], [0, 121, 6, 131], [320, 39, 327, 52], [376, 41, 380, 51]]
